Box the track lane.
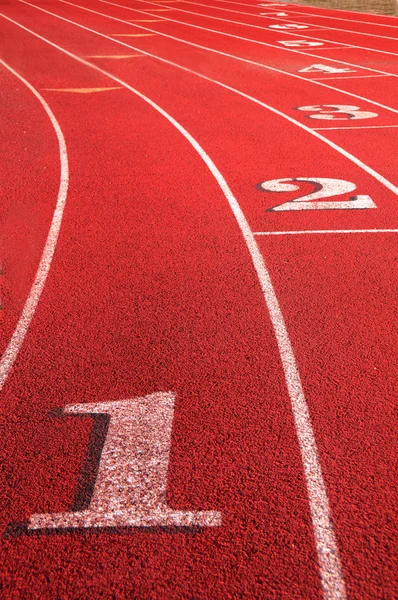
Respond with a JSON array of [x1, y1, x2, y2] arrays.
[[30, 0, 398, 119], [275, 27, 398, 55], [94, 0, 398, 79], [210, 0, 398, 23], [19, 0, 398, 188], [132, 0, 398, 38], [168, 0, 398, 37], [0, 60, 67, 385], [122, 0, 398, 58], [0, 9, 341, 600], [245, 0, 398, 24], [1, 3, 391, 597]]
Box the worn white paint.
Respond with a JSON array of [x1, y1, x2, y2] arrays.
[[259, 178, 377, 211], [269, 23, 309, 29], [29, 393, 221, 529], [298, 64, 355, 74], [297, 105, 378, 120], [0, 60, 69, 392], [60, 0, 398, 119]]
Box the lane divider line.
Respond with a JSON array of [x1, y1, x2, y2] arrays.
[[59, 0, 398, 119], [253, 229, 398, 235], [0, 59, 69, 393], [213, 0, 398, 29], [0, 12, 347, 600], [267, 28, 398, 58], [152, 0, 398, 43], [22, 2, 398, 194], [130, 0, 398, 58], [99, 0, 398, 79]]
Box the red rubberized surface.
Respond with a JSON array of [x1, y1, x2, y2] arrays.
[[0, 1, 397, 599]]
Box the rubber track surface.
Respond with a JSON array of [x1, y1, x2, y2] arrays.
[[0, 1, 397, 599]]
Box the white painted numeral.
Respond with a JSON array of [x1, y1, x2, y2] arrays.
[[298, 64, 355, 74], [278, 40, 324, 47], [297, 104, 378, 120], [28, 393, 221, 530], [270, 23, 308, 29], [258, 177, 377, 211]]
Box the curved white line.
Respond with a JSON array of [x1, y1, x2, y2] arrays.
[[95, 0, 398, 90], [61, 0, 398, 119], [98, 0, 398, 79], [129, 0, 398, 57], [15, 2, 398, 196], [15, 2, 398, 194], [0, 13, 346, 599], [214, 0, 398, 27], [0, 60, 69, 392], [148, 0, 398, 41]]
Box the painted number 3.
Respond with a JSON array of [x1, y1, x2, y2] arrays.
[[257, 178, 377, 211], [297, 104, 378, 120]]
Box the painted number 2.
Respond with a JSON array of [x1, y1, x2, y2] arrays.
[[257, 178, 377, 211], [27, 393, 221, 531]]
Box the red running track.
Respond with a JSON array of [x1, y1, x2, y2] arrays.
[[0, 1, 397, 598]]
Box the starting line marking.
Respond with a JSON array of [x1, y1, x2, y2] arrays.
[[313, 74, 392, 80], [113, 32, 157, 36], [313, 46, 356, 50], [42, 87, 123, 92], [86, 54, 144, 58], [254, 229, 398, 235], [313, 124, 398, 130]]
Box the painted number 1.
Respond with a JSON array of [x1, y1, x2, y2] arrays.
[[257, 178, 377, 211], [28, 393, 221, 531]]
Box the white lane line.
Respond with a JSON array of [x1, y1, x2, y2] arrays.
[[131, 0, 398, 58], [270, 29, 398, 58], [214, 0, 398, 29], [0, 59, 69, 392], [55, 1, 398, 119], [151, 0, 398, 42], [254, 229, 398, 235], [112, 32, 157, 36], [21, 2, 398, 197], [293, 46, 354, 50], [100, 0, 398, 80], [0, 13, 348, 600], [86, 53, 144, 57], [313, 124, 398, 130], [313, 74, 392, 80]]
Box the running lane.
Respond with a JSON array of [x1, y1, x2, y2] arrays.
[[69, 0, 398, 96], [1, 12, 327, 600], [18, 0, 398, 184], [0, 64, 61, 358], [1, 2, 397, 599]]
